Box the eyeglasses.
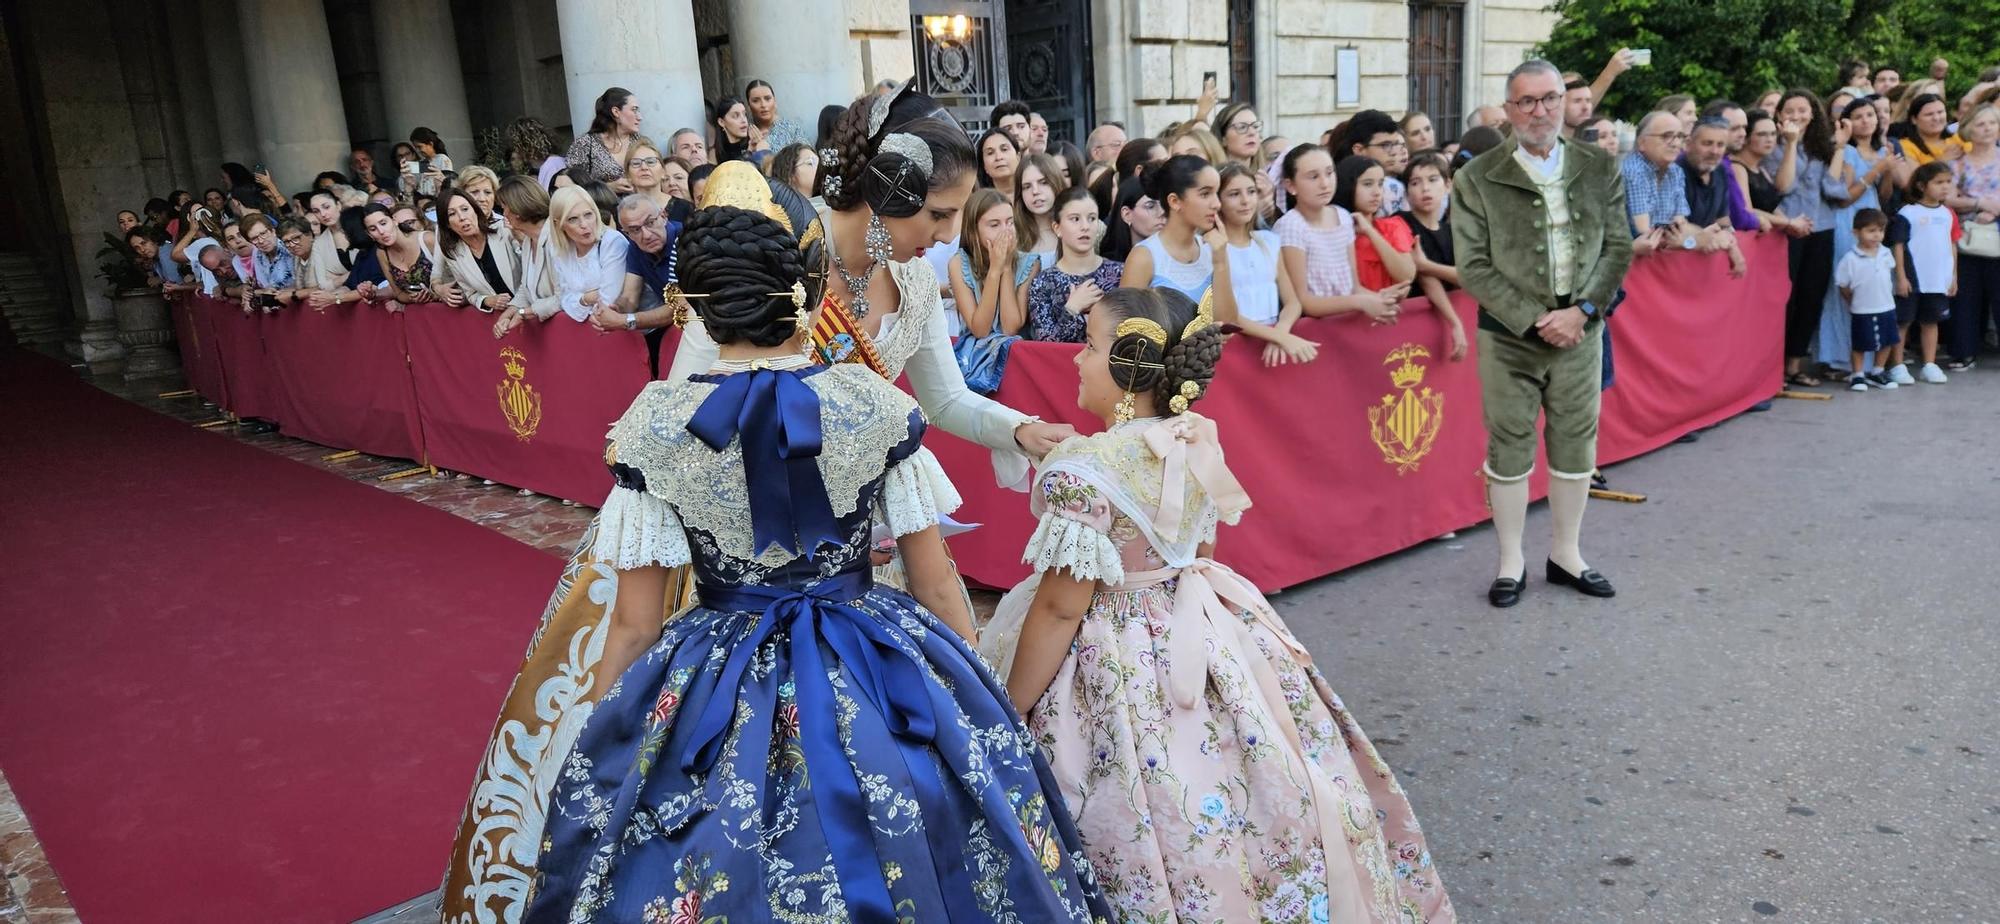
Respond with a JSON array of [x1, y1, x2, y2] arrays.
[[1367, 138, 1409, 152], [281, 235, 307, 247], [250, 229, 276, 244], [1647, 132, 1691, 143], [1228, 120, 1262, 135], [629, 156, 662, 167], [1509, 93, 1566, 113]]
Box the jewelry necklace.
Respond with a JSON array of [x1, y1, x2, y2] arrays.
[[830, 214, 895, 318]]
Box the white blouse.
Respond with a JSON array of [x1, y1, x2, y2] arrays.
[[549, 229, 630, 322], [1225, 230, 1283, 325]]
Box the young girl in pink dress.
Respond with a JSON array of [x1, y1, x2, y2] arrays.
[[980, 287, 1455, 923]]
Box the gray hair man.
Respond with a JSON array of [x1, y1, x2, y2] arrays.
[[1451, 58, 1634, 607]]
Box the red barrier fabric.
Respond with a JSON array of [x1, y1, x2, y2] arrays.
[[196, 297, 289, 424], [933, 238, 1789, 592], [1597, 234, 1788, 461], [168, 296, 226, 404], [170, 236, 1786, 592], [257, 301, 426, 460], [404, 309, 653, 505]]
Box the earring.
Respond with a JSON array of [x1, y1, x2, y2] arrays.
[[1114, 391, 1137, 425], [864, 214, 893, 264]]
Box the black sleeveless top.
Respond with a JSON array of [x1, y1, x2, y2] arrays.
[[1739, 161, 1782, 213]]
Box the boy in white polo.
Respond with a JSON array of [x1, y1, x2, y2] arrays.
[[1835, 207, 1902, 391]]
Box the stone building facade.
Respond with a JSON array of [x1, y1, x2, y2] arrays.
[[0, 0, 1552, 368]]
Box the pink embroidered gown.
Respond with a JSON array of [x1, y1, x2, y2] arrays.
[[980, 414, 1455, 924]]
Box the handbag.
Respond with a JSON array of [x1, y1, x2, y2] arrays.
[[1961, 217, 2000, 259]]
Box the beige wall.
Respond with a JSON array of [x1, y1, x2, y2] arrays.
[[849, 0, 913, 100], [1474, 0, 1558, 113]]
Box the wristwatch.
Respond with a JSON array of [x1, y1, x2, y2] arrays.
[[623, 312, 637, 331], [1681, 235, 1698, 250], [1576, 301, 1598, 318]]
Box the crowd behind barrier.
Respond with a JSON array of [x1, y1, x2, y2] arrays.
[[168, 233, 1786, 591]]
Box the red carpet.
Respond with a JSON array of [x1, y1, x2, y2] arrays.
[[0, 351, 563, 922]]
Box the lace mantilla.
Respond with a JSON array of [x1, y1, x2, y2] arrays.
[[879, 445, 963, 537], [590, 486, 692, 569], [605, 365, 920, 566], [873, 258, 938, 380]]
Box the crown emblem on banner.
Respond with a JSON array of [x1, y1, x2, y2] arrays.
[[1368, 342, 1444, 475], [497, 346, 542, 442]]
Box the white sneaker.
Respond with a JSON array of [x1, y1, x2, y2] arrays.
[[1920, 362, 1948, 384], [1889, 364, 1916, 386]]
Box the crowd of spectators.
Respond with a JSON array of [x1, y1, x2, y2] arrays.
[[116, 54, 2000, 395]]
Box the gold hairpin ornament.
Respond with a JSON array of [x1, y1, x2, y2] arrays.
[[1115, 317, 1169, 347], [1183, 290, 1217, 341], [1169, 380, 1202, 414]]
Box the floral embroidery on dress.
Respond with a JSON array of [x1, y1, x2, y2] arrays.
[[983, 421, 1455, 924]]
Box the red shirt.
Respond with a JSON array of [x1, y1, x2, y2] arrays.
[[1355, 214, 1415, 292]]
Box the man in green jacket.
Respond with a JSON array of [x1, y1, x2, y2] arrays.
[[1453, 58, 1634, 608]]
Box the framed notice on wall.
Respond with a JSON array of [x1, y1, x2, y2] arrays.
[[1336, 46, 1360, 107]]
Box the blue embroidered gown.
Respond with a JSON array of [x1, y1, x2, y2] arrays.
[[523, 362, 1111, 924]]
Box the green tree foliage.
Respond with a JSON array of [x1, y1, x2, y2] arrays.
[[1537, 0, 1997, 119]]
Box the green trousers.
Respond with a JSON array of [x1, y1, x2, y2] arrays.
[[1477, 323, 1602, 480]]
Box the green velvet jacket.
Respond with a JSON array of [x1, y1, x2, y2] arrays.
[[1451, 135, 1634, 337]]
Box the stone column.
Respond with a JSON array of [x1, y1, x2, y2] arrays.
[[371, 0, 476, 161], [234, 0, 352, 195], [554, 0, 706, 146], [165, 0, 225, 180], [22, 0, 147, 370], [729, 0, 855, 120], [111, 1, 184, 195], [198, 0, 259, 169]]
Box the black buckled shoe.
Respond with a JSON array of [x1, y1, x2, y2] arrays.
[[1546, 560, 1616, 597], [1488, 570, 1528, 608]]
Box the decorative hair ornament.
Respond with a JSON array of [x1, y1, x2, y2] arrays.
[[1168, 380, 1202, 415], [1114, 317, 1169, 348], [875, 132, 935, 180], [817, 146, 843, 198], [1182, 289, 1217, 341], [865, 87, 898, 138], [1114, 392, 1138, 425]]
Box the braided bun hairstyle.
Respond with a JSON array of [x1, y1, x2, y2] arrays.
[[822, 84, 976, 217], [674, 205, 817, 347], [1097, 288, 1225, 415]]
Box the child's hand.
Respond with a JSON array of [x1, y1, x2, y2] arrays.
[[1895, 274, 1911, 297], [1445, 322, 1469, 361], [1948, 281, 1958, 297], [1064, 280, 1102, 316]]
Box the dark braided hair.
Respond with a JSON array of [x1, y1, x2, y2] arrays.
[[675, 205, 816, 347], [1098, 288, 1224, 415], [823, 85, 975, 217]]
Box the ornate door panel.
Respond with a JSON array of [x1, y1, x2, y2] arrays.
[[910, 1, 1009, 133], [1003, 0, 1093, 145], [1408, 0, 1465, 144]]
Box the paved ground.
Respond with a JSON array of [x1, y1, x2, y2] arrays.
[[1281, 370, 2000, 923]]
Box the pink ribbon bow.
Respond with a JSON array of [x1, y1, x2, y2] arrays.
[[1139, 414, 1250, 544]]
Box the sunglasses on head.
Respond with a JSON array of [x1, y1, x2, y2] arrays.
[[397, 220, 419, 233]]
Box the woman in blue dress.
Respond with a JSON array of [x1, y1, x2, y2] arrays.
[[1817, 94, 1899, 372], [524, 205, 1112, 923]]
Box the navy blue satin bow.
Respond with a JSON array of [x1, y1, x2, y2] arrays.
[[682, 572, 975, 923], [685, 368, 843, 558]]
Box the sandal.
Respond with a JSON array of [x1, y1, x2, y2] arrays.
[[1785, 372, 1824, 388]]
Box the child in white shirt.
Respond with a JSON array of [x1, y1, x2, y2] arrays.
[[1835, 208, 1902, 391]]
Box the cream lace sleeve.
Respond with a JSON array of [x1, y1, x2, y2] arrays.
[[589, 486, 692, 570], [1022, 469, 1124, 585], [879, 446, 964, 537]]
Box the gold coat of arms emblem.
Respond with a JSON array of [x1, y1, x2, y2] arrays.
[[497, 346, 543, 441], [1367, 343, 1444, 474]]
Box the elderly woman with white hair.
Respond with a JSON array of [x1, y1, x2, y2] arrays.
[[540, 184, 630, 322]]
